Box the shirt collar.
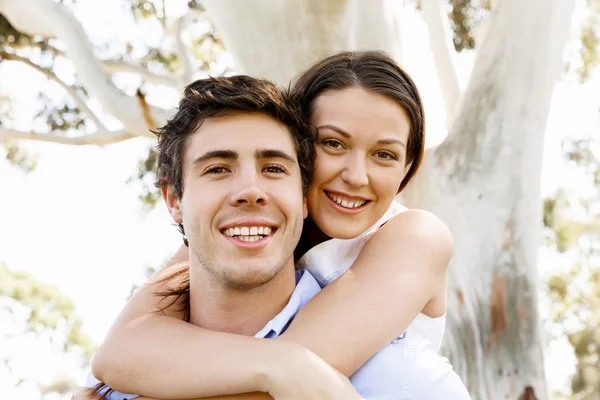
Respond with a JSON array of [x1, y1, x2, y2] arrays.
[[254, 270, 321, 338]]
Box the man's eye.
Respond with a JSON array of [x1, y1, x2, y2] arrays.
[[322, 139, 344, 149], [205, 166, 229, 174], [263, 164, 286, 174]]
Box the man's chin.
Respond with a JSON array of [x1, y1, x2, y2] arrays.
[[223, 264, 284, 291]]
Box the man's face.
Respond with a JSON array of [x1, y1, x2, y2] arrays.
[[165, 113, 307, 290]]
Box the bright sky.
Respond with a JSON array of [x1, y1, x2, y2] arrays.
[[0, 0, 598, 398]]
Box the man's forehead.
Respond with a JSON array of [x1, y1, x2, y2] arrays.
[[186, 114, 297, 159]]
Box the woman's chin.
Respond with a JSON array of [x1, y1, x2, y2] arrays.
[[320, 220, 366, 240]]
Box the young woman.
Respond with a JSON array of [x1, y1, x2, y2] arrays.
[[86, 51, 461, 399]]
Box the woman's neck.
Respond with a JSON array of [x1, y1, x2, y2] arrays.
[[294, 217, 331, 262]]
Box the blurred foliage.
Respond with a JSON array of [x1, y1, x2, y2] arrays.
[[0, 96, 38, 172], [406, 0, 492, 51], [1, 11, 86, 172], [545, 136, 600, 399], [0, 262, 97, 360], [128, 144, 161, 209], [0, 262, 96, 395], [35, 92, 87, 133], [2, 140, 38, 172], [570, 0, 600, 82], [446, 0, 492, 51]]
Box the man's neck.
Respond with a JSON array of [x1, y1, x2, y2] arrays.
[[187, 261, 296, 336]]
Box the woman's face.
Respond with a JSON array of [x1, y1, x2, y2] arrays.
[[306, 87, 411, 239]]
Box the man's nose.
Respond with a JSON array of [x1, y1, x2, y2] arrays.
[[230, 171, 268, 206], [341, 155, 369, 188]]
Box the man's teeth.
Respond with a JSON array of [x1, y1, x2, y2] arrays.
[[326, 192, 367, 209], [224, 226, 273, 241]]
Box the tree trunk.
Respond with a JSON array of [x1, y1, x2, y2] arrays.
[[403, 0, 575, 398], [200, 0, 402, 85], [200, 0, 575, 399]]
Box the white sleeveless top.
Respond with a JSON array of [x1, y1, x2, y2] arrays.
[[296, 200, 446, 352]]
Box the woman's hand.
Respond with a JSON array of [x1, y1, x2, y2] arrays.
[[260, 342, 364, 400]]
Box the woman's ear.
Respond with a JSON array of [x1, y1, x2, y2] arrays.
[[162, 186, 183, 223]]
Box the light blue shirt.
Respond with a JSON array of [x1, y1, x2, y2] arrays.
[[87, 270, 470, 399]]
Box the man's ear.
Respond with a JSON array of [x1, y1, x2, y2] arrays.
[[162, 186, 183, 223], [303, 196, 308, 219]]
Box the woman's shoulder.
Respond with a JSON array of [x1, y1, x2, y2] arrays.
[[375, 207, 454, 249]]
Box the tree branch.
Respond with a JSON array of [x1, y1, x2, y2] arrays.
[[421, 0, 460, 125], [8, 40, 66, 58], [0, 0, 175, 135], [160, 0, 167, 30], [3, 42, 180, 89], [0, 127, 141, 146], [100, 60, 180, 88], [0, 50, 105, 129], [175, 9, 205, 85]]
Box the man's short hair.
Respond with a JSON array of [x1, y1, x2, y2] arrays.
[[154, 75, 315, 198]]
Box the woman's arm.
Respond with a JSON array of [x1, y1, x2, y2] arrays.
[[91, 253, 290, 397], [93, 209, 451, 397], [279, 208, 453, 375], [92, 250, 362, 400]]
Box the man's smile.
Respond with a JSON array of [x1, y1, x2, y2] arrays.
[[220, 219, 278, 248]]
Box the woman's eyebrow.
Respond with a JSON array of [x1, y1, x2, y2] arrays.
[[317, 124, 351, 138], [377, 138, 406, 147], [319, 125, 406, 147]]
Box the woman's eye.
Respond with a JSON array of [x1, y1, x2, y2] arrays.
[[263, 165, 286, 174], [375, 151, 397, 161], [322, 139, 344, 149], [205, 166, 229, 175]]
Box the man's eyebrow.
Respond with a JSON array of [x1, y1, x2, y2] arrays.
[[192, 150, 238, 164], [318, 124, 406, 147], [255, 149, 297, 163]]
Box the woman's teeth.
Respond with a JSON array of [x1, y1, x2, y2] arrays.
[[223, 226, 273, 242], [326, 192, 367, 209]]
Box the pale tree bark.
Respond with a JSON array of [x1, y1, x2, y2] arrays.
[[420, 0, 460, 124], [343, 0, 403, 63], [403, 0, 575, 398], [200, 0, 403, 85]]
